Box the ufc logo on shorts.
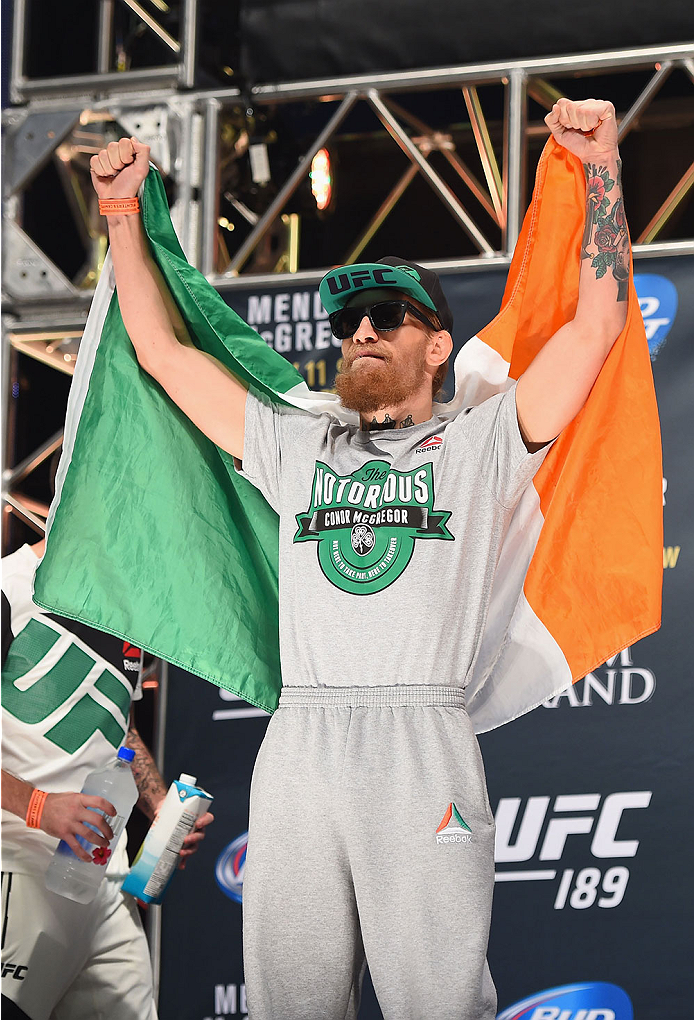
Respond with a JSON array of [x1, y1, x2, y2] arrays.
[[2, 963, 28, 980]]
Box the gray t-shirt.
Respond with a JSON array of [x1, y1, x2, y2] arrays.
[[241, 384, 550, 689]]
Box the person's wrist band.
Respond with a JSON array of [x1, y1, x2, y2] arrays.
[[26, 789, 48, 829], [98, 197, 140, 216]]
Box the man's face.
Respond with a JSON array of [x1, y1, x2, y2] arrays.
[[335, 293, 434, 415]]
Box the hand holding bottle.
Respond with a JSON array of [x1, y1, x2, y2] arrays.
[[40, 792, 116, 863], [45, 748, 138, 903]]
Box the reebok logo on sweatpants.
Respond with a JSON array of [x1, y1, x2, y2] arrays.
[[436, 802, 473, 844]]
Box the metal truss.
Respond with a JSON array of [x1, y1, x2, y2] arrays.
[[10, 0, 201, 102], [4, 40, 693, 311], [2, 313, 75, 543], [1, 94, 204, 545], [205, 40, 694, 287], [3, 40, 694, 544], [2, 97, 204, 308]]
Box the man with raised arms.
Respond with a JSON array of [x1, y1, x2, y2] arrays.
[[89, 98, 628, 1019]]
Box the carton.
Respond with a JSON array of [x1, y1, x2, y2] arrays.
[[122, 773, 213, 904]]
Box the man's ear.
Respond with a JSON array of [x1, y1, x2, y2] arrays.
[[428, 330, 453, 367]]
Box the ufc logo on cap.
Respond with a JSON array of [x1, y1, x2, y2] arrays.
[[326, 268, 398, 295]]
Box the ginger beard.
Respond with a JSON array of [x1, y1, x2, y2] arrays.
[[335, 335, 430, 415]]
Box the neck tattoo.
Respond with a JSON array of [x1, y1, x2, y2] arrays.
[[366, 412, 415, 431]]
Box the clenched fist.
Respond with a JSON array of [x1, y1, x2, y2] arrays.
[[90, 136, 151, 200], [545, 98, 619, 160]]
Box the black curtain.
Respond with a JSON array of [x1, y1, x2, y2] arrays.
[[240, 0, 694, 83]]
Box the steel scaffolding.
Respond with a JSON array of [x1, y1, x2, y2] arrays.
[[3, 30, 694, 543]]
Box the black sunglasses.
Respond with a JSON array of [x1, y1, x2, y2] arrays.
[[329, 300, 439, 340]]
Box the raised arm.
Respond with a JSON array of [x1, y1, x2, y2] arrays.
[[515, 99, 629, 445], [90, 138, 248, 459]]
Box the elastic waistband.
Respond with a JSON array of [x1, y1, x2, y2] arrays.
[[278, 685, 465, 709]]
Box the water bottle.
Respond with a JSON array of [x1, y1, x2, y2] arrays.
[[45, 747, 138, 903]]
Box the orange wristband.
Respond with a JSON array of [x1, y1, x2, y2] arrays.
[[26, 788, 48, 829], [98, 197, 140, 216]]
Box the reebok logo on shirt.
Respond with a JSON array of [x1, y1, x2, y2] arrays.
[[122, 641, 142, 672], [416, 435, 443, 453]]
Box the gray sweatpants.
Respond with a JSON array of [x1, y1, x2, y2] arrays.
[[243, 686, 497, 1020]]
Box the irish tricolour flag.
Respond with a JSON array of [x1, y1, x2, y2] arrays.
[[33, 138, 662, 731]]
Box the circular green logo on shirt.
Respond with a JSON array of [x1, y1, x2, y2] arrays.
[[294, 460, 453, 595]]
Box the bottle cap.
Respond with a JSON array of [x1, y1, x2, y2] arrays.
[[118, 747, 135, 762], [178, 773, 197, 785]]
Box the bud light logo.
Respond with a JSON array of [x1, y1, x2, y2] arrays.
[[215, 832, 247, 904], [634, 273, 677, 359], [497, 982, 633, 1020]]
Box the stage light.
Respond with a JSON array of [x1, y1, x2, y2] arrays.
[[310, 148, 333, 211]]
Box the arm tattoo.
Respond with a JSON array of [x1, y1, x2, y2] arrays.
[[126, 725, 167, 820], [582, 159, 630, 301]]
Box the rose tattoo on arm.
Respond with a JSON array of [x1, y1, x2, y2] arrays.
[[581, 160, 630, 301]]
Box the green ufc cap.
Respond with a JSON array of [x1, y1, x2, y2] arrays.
[[319, 256, 454, 333]]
